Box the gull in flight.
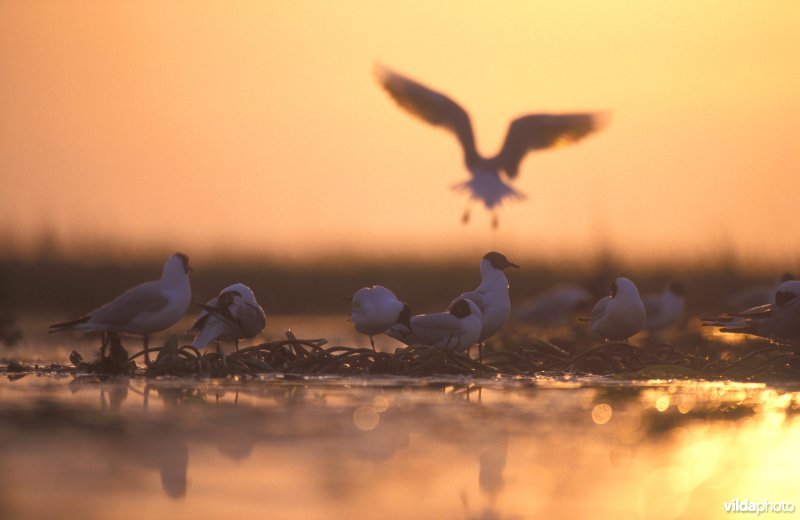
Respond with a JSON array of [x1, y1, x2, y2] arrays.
[[49, 253, 192, 365], [452, 252, 519, 344], [188, 283, 266, 351], [703, 280, 800, 344], [376, 65, 605, 227], [351, 285, 412, 351], [386, 298, 482, 352], [590, 277, 647, 341], [643, 282, 687, 334]]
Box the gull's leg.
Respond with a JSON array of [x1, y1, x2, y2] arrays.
[[143, 335, 151, 367], [491, 212, 499, 230], [100, 331, 108, 359], [461, 205, 471, 225], [624, 338, 632, 368], [370, 336, 376, 352]]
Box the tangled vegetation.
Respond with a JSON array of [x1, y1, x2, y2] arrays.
[[4, 330, 797, 383]]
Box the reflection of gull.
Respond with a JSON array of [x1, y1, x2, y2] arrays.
[[704, 280, 800, 343], [376, 65, 605, 227], [351, 285, 412, 350], [452, 252, 518, 343], [513, 284, 592, 327], [728, 273, 796, 309], [479, 429, 508, 499], [591, 277, 646, 341], [386, 299, 482, 351], [643, 282, 686, 333], [188, 283, 266, 351], [49, 253, 192, 365]]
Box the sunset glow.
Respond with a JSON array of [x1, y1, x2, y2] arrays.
[[2, 1, 798, 263]]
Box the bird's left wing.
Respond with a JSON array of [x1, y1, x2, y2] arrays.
[[495, 113, 605, 178], [376, 65, 478, 164]]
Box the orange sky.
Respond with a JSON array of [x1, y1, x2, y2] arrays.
[[1, 1, 799, 264]]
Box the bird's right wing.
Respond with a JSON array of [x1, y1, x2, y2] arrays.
[[375, 65, 478, 164], [496, 113, 605, 178], [591, 296, 611, 323], [701, 304, 774, 331], [235, 301, 267, 338], [403, 313, 459, 345], [91, 282, 170, 327]]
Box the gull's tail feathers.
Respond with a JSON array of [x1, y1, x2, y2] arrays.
[[451, 176, 526, 210], [49, 315, 91, 333]]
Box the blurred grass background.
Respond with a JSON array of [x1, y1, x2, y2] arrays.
[[0, 238, 795, 318]]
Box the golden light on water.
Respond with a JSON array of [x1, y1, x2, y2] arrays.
[[1, 378, 800, 518], [591, 403, 613, 425]]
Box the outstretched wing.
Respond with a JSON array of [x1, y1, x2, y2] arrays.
[[496, 113, 605, 178], [375, 65, 478, 165]]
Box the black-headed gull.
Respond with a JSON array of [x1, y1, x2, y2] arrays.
[[351, 285, 412, 350], [451, 252, 518, 343], [376, 65, 605, 227], [643, 282, 686, 333], [49, 253, 192, 365], [703, 280, 800, 343], [590, 277, 647, 341], [386, 298, 482, 352], [513, 283, 592, 328], [188, 283, 266, 351]]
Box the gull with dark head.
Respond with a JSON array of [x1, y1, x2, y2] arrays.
[[351, 285, 412, 351], [590, 277, 647, 341], [49, 253, 192, 365], [643, 282, 687, 334], [386, 298, 482, 352], [703, 280, 800, 344], [376, 65, 605, 227], [188, 283, 266, 352], [452, 252, 519, 344]]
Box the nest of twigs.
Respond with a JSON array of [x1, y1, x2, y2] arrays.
[[35, 329, 799, 382]]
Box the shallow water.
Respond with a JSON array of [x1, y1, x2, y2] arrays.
[[1, 315, 794, 519], [1, 374, 799, 520]]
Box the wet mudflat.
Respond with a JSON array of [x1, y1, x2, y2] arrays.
[[1, 373, 799, 520]]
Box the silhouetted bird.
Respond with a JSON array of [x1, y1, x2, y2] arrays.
[[376, 65, 605, 227]]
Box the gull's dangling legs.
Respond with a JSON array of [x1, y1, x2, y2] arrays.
[[491, 211, 499, 230], [370, 336, 376, 352], [461, 204, 472, 225]]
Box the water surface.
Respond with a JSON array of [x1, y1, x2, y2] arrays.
[[1, 374, 798, 520]]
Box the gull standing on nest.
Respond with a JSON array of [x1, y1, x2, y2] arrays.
[[188, 283, 267, 352], [350, 285, 412, 351], [704, 280, 800, 344], [386, 298, 483, 352], [50, 253, 192, 366], [590, 277, 647, 342]]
